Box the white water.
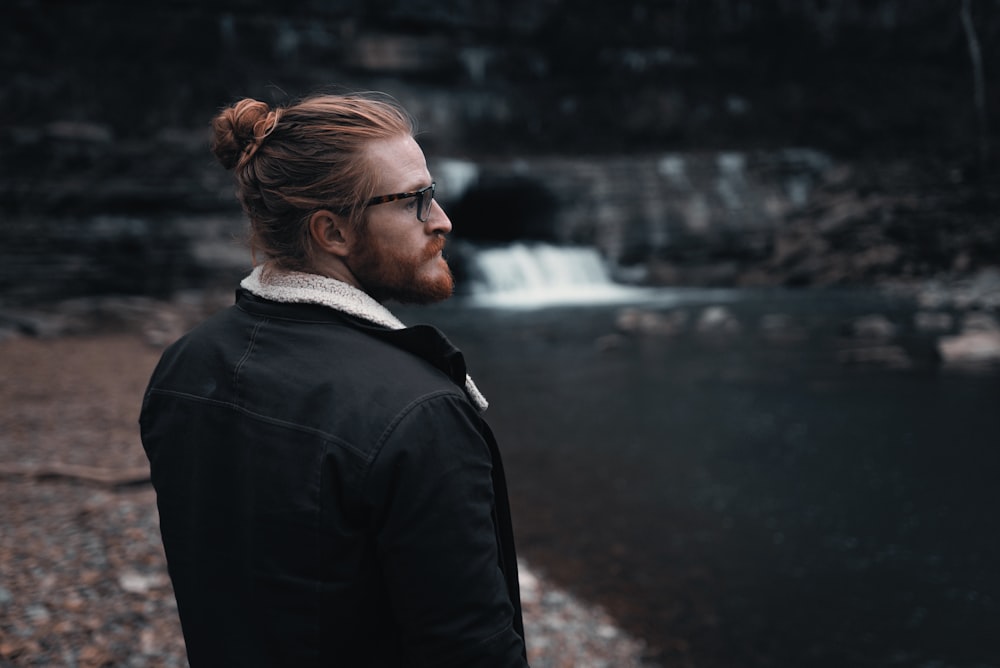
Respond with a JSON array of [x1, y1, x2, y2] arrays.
[[466, 242, 651, 308]]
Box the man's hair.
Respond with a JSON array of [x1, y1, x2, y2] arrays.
[[210, 93, 415, 270]]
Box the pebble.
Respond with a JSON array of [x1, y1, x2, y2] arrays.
[[0, 334, 658, 667], [0, 478, 654, 667]]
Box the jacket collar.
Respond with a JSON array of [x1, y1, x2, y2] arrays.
[[240, 264, 488, 412]]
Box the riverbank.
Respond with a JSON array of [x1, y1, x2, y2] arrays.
[[400, 288, 1000, 667], [1, 271, 999, 666], [0, 333, 657, 667], [3, 268, 999, 368]]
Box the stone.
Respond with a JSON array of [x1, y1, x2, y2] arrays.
[[117, 571, 169, 594], [914, 311, 954, 333], [938, 330, 1000, 365], [961, 312, 1000, 333], [848, 314, 897, 340], [696, 306, 741, 334], [616, 307, 688, 336]]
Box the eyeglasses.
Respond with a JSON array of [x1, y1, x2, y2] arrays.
[[366, 182, 436, 222]]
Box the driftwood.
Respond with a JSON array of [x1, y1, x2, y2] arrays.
[[0, 462, 150, 487]]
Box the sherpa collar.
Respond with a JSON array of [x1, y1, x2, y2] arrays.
[[240, 264, 488, 412]]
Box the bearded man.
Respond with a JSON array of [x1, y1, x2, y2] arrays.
[[139, 94, 528, 667]]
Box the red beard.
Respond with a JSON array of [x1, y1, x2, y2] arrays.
[[349, 232, 454, 304]]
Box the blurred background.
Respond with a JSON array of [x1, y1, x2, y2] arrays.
[[1, 1, 999, 666]]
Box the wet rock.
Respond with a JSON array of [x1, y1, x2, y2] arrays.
[[695, 306, 741, 334], [938, 312, 1000, 365], [913, 269, 1000, 312], [939, 331, 1000, 365], [914, 311, 954, 333], [848, 314, 897, 340], [961, 312, 1000, 333], [616, 307, 689, 336], [952, 269, 1000, 311]]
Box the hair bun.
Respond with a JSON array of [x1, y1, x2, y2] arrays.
[[211, 98, 279, 170]]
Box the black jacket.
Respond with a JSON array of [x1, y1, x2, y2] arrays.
[[140, 290, 527, 667]]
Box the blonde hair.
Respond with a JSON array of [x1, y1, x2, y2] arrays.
[[210, 93, 415, 270]]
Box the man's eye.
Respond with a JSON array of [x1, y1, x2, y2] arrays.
[[405, 199, 417, 210]]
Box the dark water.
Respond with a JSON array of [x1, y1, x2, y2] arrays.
[[396, 287, 1000, 668]]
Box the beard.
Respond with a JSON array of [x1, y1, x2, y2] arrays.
[[349, 231, 454, 304]]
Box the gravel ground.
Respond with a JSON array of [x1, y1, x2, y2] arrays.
[[0, 333, 657, 667]]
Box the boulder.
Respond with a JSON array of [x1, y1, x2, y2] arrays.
[[938, 312, 1000, 365]]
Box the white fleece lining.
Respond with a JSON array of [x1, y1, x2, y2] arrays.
[[240, 264, 488, 411]]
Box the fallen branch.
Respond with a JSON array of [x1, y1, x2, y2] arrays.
[[0, 462, 150, 487]]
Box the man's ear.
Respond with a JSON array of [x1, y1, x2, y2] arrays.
[[308, 210, 353, 258]]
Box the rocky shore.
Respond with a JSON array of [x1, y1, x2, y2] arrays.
[[1, 266, 998, 667], [0, 331, 657, 667], [4, 4, 997, 663], [615, 268, 1000, 370], [4, 266, 999, 370]]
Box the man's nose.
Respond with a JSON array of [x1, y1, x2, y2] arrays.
[[427, 199, 452, 234]]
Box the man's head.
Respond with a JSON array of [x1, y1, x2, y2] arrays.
[[211, 93, 454, 303]]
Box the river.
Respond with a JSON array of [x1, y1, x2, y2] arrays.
[[395, 283, 1000, 668]]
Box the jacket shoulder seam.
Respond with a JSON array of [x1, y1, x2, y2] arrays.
[[145, 387, 369, 460], [360, 388, 474, 485], [232, 318, 267, 403]]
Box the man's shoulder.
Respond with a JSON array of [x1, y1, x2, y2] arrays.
[[249, 305, 468, 411], [157, 296, 472, 417]]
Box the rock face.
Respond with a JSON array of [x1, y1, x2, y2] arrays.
[[438, 150, 830, 275], [1, 1, 998, 304]]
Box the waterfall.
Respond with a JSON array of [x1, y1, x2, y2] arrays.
[[466, 242, 645, 307]]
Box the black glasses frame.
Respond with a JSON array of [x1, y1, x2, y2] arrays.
[[366, 182, 436, 222]]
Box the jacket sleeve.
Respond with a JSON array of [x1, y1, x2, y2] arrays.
[[362, 391, 528, 668]]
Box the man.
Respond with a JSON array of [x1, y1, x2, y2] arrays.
[[139, 94, 528, 667]]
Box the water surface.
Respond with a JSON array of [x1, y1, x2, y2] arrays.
[[397, 287, 1000, 667]]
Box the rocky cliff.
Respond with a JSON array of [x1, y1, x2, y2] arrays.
[[2, 1, 998, 304]]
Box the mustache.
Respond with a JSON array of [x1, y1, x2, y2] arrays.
[[424, 234, 447, 260]]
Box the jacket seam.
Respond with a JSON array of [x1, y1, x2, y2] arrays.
[[232, 318, 267, 405], [236, 300, 361, 327], [146, 387, 369, 460], [359, 389, 473, 490], [430, 620, 522, 668]]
